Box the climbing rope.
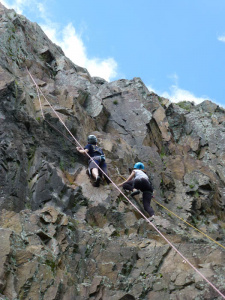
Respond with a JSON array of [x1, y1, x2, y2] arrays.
[[152, 198, 225, 251], [116, 173, 225, 251], [26, 68, 225, 299]]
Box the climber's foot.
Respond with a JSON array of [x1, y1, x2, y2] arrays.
[[93, 176, 101, 187]]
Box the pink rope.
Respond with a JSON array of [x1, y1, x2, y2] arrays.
[[36, 86, 45, 119], [27, 68, 225, 299]]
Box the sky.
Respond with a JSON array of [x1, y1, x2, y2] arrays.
[[1, 0, 225, 107]]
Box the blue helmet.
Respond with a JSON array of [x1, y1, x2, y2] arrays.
[[134, 162, 145, 170], [88, 135, 97, 144]]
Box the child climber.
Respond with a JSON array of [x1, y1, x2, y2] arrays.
[[118, 162, 155, 221], [76, 134, 110, 187]]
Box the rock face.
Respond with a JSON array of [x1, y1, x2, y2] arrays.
[[0, 3, 225, 299]]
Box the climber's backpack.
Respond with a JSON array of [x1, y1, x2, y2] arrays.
[[88, 145, 105, 162], [91, 145, 104, 156]]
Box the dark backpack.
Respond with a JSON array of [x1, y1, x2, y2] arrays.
[[91, 145, 104, 156]]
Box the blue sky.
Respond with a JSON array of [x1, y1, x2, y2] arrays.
[[2, 0, 225, 106]]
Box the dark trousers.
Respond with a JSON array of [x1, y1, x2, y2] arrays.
[[123, 178, 154, 217]]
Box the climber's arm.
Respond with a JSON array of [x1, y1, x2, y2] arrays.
[[76, 147, 89, 155], [118, 171, 135, 187]]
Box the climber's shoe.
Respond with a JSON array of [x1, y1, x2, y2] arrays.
[[148, 215, 155, 222], [131, 189, 140, 197], [104, 176, 111, 185], [93, 175, 101, 187]]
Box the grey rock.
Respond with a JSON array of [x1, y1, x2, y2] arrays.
[[0, 3, 225, 299]]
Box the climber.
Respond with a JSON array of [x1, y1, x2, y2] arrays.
[[76, 135, 110, 187], [118, 162, 155, 221]]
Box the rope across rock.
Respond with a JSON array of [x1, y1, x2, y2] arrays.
[[27, 68, 225, 299]]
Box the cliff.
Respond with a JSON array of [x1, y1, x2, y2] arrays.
[[0, 3, 224, 299]]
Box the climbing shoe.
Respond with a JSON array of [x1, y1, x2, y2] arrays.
[[148, 215, 155, 222], [93, 176, 101, 187], [131, 190, 140, 197], [104, 176, 111, 185]]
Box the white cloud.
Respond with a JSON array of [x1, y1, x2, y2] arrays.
[[42, 22, 118, 81], [147, 73, 209, 105], [147, 84, 207, 105], [2, 0, 118, 81], [1, 0, 31, 14], [168, 73, 179, 86], [147, 85, 157, 94], [218, 35, 225, 42], [161, 85, 207, 104]]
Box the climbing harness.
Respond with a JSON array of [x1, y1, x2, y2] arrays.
[[26, 68, 225, 299], [90, 155, 105, 163]]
